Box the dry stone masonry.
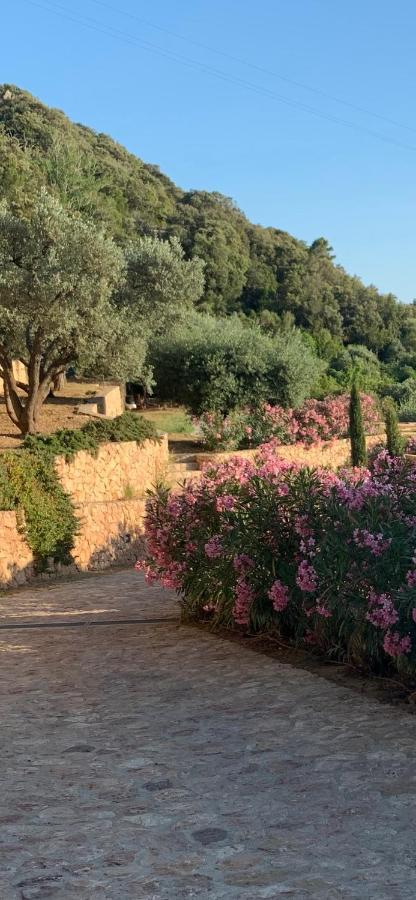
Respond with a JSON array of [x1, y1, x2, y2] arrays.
[[0, 436, 168, 588]]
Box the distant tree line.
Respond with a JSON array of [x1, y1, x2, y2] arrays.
[[1, 85, 416, 431]]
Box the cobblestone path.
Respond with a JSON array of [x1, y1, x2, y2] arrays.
[[1, 570, 416, 899]]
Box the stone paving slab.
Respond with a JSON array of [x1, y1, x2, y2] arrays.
[[0, 570, 179, 626], [1, 571, 416, 898]]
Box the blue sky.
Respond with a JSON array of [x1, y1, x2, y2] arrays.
[[3, 0, 416, 300]]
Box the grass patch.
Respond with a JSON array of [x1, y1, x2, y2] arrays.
[[140, 407, 194, 435]]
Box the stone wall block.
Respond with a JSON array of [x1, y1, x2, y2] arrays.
[[0, 436, 168, 587]]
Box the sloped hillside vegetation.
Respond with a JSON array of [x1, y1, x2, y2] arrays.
[[1, 83, 416, 376]]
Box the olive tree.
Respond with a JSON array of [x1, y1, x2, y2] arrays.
[[0, 192, 134, 434], [0, 193, 205, 435], [150, 312, 323, 415], [117, 235, 205, 334]]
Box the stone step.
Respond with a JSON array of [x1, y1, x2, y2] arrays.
[[169, 461, 197, 472]]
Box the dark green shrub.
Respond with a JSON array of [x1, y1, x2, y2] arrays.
[[23, 412, 159, 460], [1, 450, 77, 566], [383, 399, 404, 457], [349, 381, 367, 467], [150, 313, 323, 416]]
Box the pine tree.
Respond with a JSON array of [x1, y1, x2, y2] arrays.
[[349, 381, 367, 467], [383, 399, 404, 457]]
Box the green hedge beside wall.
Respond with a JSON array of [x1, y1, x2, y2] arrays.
[[0, 413, 159, 569]]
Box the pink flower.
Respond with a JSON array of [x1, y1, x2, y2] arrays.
[[294, 515, 312, 538], [204, 535, 223, 559], [366, 591, 398, 629], [315, 604, 332, 618], [216, 494, 236, 512], [383, 631, 412, 657], [233, 554, 255, 575], [268, 579, 289, 612], [300, 537, 316, 558], [232, 578, 255, 625], [406, 570, 416, 588], [353, 529, 391, 556], [296, 560, 318, 593]]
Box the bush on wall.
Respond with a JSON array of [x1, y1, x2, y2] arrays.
[[0, 450, 77, 566], [0, 412, 159, 568], [139, 445, 416, 679]]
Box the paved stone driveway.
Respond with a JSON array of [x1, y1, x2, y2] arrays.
[[1, 570, 416, 899]]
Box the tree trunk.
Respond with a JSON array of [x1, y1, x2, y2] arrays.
[[51, 371, 66, 395], [20, 404, 38, 436], [1, 345, 70, 435]]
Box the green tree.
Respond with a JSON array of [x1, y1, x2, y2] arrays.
[[118, 235, 205, 336], [349, 381, 367, 467], [329, 344, 383, 392], [0, 192, 206, 434], [150, 312, 323, 416], [0, 83, 412, 362], [0, 192, 133, 434], [383, 399, 404, 457]]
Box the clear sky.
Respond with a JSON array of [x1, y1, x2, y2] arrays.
[[3, 0, 416, 301]]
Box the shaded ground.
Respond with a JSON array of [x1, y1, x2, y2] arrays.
[[0, 394, 199, 450], [2, 571, 416, 898], [0, 382, 102, 448]]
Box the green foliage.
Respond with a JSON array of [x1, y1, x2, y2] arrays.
[[0, 413, 158, 565], [349, 381, 368, 467], [0, 190, 137, 434], [0, 460, 15, 510], [383, 399, 404, 457], [150, 313, 323, 416], [141, 408, 194, 435], [0, 188, 203, 434], [328, 344, 384, 392], [1, 84, 415, 366], [117, 234, 205, 336], [23, 412, 159, 460], [0, 449, 77, 566], [398, 403, 416, 423]]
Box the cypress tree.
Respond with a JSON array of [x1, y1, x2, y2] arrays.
[[349, 381, 367, 467], [383, 399, 404, 457]]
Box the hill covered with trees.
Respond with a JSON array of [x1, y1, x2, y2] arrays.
[[1, 84, 416, 395]]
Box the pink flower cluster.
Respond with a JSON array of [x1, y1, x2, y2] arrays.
[[216, 494, 236, 512], [233, 554, 255, 575], [353, 529, 392, 556], [138, 444, 416, 675], [199, 393, 380, 451], [233, 578, 255, 625], [205, 535, 223, 559], [366, 591, 398, 629], [383, 631, 411, 657], [296, 561, 318, 593], [268, 579, 290, 612]]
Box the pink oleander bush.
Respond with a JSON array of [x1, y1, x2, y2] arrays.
[[138, 444, 416, 678], [198, 393, 380, 451]]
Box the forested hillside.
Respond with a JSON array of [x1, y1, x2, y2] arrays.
[[1, 84, 416, 374]]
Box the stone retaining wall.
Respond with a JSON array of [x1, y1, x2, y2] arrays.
[[55, 437, 168, 503], [0, 436, 168, 588], [72, 499, 147, 570], [196, 434, 384, 471], [0, 510, 34, 586]]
